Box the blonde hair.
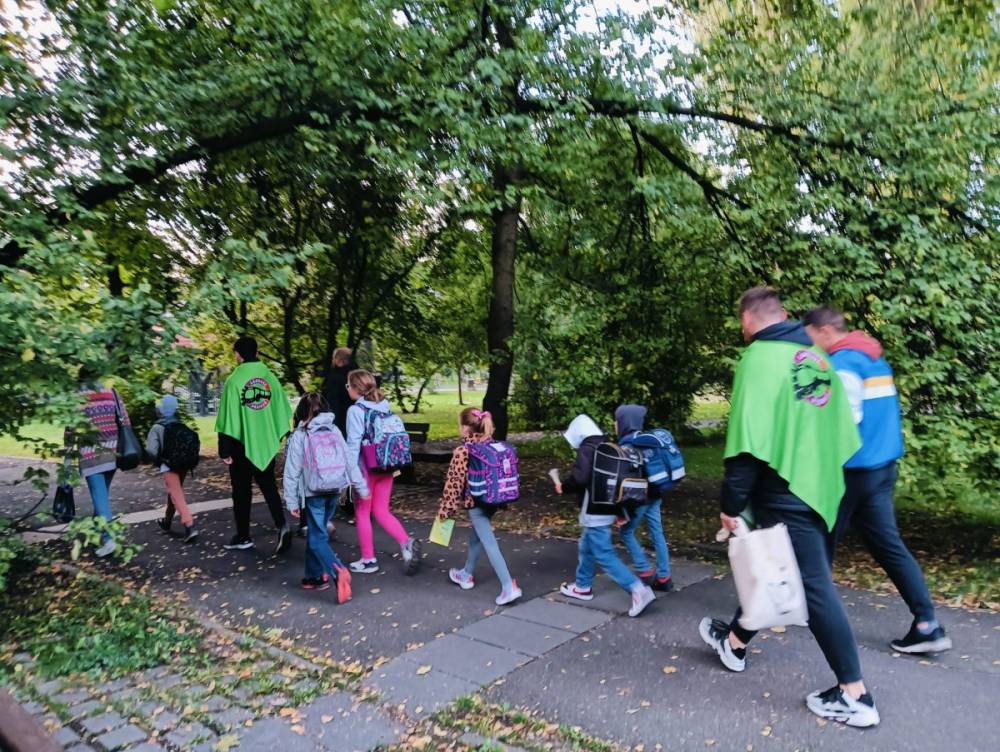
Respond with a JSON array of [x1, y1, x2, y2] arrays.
[[460, 406, 495, 438], [348, 369, 385, 402]]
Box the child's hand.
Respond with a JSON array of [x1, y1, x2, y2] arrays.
[[554, 482, 563, 495], [438, 511, 449, 521], [615, 516, 627, 528], [290, 508, 300, 519]]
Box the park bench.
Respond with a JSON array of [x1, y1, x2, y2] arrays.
[[401, 422, 452, 482]]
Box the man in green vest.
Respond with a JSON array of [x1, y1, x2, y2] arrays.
[[698, 287, 880, 728], [216, 336, 293, 554]]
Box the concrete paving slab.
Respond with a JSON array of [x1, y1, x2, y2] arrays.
[[397, 633, 529, 684], [364, 659, 479, 719], [501, 598, 613, 633], [296, 692, 405, 751], [458, 614, 576, 657]]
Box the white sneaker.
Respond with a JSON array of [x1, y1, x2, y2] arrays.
[[628, 584, 655, 617], [349, 558, 379, 573], [806, 686, 880, 728], [699, 617, 746, 672], [495, 581, 522, 606], [95, 540, 117, 558], [559, 582, 594, 601], [449, 568, 474, 590]]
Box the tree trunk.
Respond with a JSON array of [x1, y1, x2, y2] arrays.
[[411, 377, 430, 414], [482, 165, 521, 440], [457, 365, 464, 406]]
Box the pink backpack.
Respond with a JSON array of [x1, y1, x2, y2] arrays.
[[465, 441, 520, 505]]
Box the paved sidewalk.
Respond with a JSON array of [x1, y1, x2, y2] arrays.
[[9, 487, 1000, 751]]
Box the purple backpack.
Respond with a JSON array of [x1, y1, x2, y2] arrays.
[[465, 441, 520, 505]]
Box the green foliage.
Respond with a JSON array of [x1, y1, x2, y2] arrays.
[[66, 517, 141, 564], [1, 570, 200, 678], [0, 519, 45, 593]]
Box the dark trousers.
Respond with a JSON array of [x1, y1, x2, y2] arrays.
[[834, 462, 935, 624], [228, 455, 285, 540], [729, 506, 863, 684]]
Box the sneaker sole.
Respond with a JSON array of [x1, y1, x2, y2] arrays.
[[495, 590, 523, 606], [890, 636, 953, 654], [699, 617, 746, 673], [351, 565, 379, 574], [559, 588, 594, 601], [806, 698, 880, 728], [224, 543, 254, 550], [449, 575, 474, 590]]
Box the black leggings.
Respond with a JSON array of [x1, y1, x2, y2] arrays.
[[228, 455, 285, 540]]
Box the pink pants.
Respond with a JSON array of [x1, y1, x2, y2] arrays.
[[163, 470, 194, 526], [356, 471, 409, 560]]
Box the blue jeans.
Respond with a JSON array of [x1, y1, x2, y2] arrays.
[[730, 505, 863, 684], [85, 470, 115, 541], [576, 525, 640, 593], [620, 498, 671, 579], [303, 494, 343, 580], [835, 462, 935, 624], [463, 506, 513, 591]]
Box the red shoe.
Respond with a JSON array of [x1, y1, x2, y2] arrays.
[[636, 568, 655, 583], [334, 565, 352, 604]]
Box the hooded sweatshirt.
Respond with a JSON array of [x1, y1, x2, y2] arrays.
[[615, 404, 647, 440], [346, 397, 393, 478], [283, 412, 368, 509], [722, 319, 860, 530], [826, 331, 903, 470], [563, 414, 616, 527], [145, 396, 181, 472]]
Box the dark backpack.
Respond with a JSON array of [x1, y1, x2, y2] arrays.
[[622, 428, 685, 491], [589, 442, 648, 514], [161, 422, 200, 472]]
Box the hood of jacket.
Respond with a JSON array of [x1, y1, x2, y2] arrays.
[[356, 397, 391, 412], [614, 404, 647, 438], [304, 412, 336, 433], [753, 319, 813, 346], [827, 330, 883, 361], [564, 414, 603, 449]]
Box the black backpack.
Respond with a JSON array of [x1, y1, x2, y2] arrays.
[[589, 442, 648, 514], [161, 422, 201, 472]]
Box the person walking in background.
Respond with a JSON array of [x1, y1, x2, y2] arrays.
[[314, 346, 359, 533], [439, 407, 522, 606], [145, 395, 200, 543], [614, 404, 673, 592], [805, 305, 951, 655], [69, 380, 132, 558], [215, 336, 293, 554], [344, 369, 421, 574], [283, 393, 366, 602], [698, 287, 878, 728], [553, 414, 655, 618]]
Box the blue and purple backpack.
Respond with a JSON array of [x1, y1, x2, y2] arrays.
[[465, 441, 520, 505]]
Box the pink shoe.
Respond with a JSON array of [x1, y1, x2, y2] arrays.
[[496, 580, 522, 606], [449, 568, 474, 590]]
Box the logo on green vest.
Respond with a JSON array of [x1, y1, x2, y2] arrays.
[[240, 377, 272, 411], [792, 350, 832, 407]]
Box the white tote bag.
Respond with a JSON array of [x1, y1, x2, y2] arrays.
[[727, 518, 808, 631]]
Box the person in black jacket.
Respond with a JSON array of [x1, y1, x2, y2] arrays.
[[552, 414, 655, 617], [699, 287, 878, 729]]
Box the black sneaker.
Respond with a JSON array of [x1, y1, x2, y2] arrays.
[[183, 525, 200, 544], [806, 686, 880, 728], [223, 535, 254, 550], [698, 617, 746, 672], [890, 623, 953, 654], [651, 576, 674, 592], [275, 524, 292, 555], [156, 518, 172, 533]]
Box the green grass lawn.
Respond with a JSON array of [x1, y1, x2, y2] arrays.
[[400, 389, 486, 439]]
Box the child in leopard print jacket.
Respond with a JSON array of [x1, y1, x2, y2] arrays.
[[437, 407, 522, 606]]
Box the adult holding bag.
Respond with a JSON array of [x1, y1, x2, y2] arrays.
[[697, 287, 879, 728]]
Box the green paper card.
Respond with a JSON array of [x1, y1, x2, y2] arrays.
[[429, 517, 455, 547]]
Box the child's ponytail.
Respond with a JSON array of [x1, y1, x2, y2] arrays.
[[348, 369, 385, 403], [460, 407, 495, 439]]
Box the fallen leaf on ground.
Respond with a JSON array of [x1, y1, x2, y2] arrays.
[[662, 665, 678, 674], [321, 715, 333, 724], [769, 626, 786, 633], [416, 665, 432, 675]]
